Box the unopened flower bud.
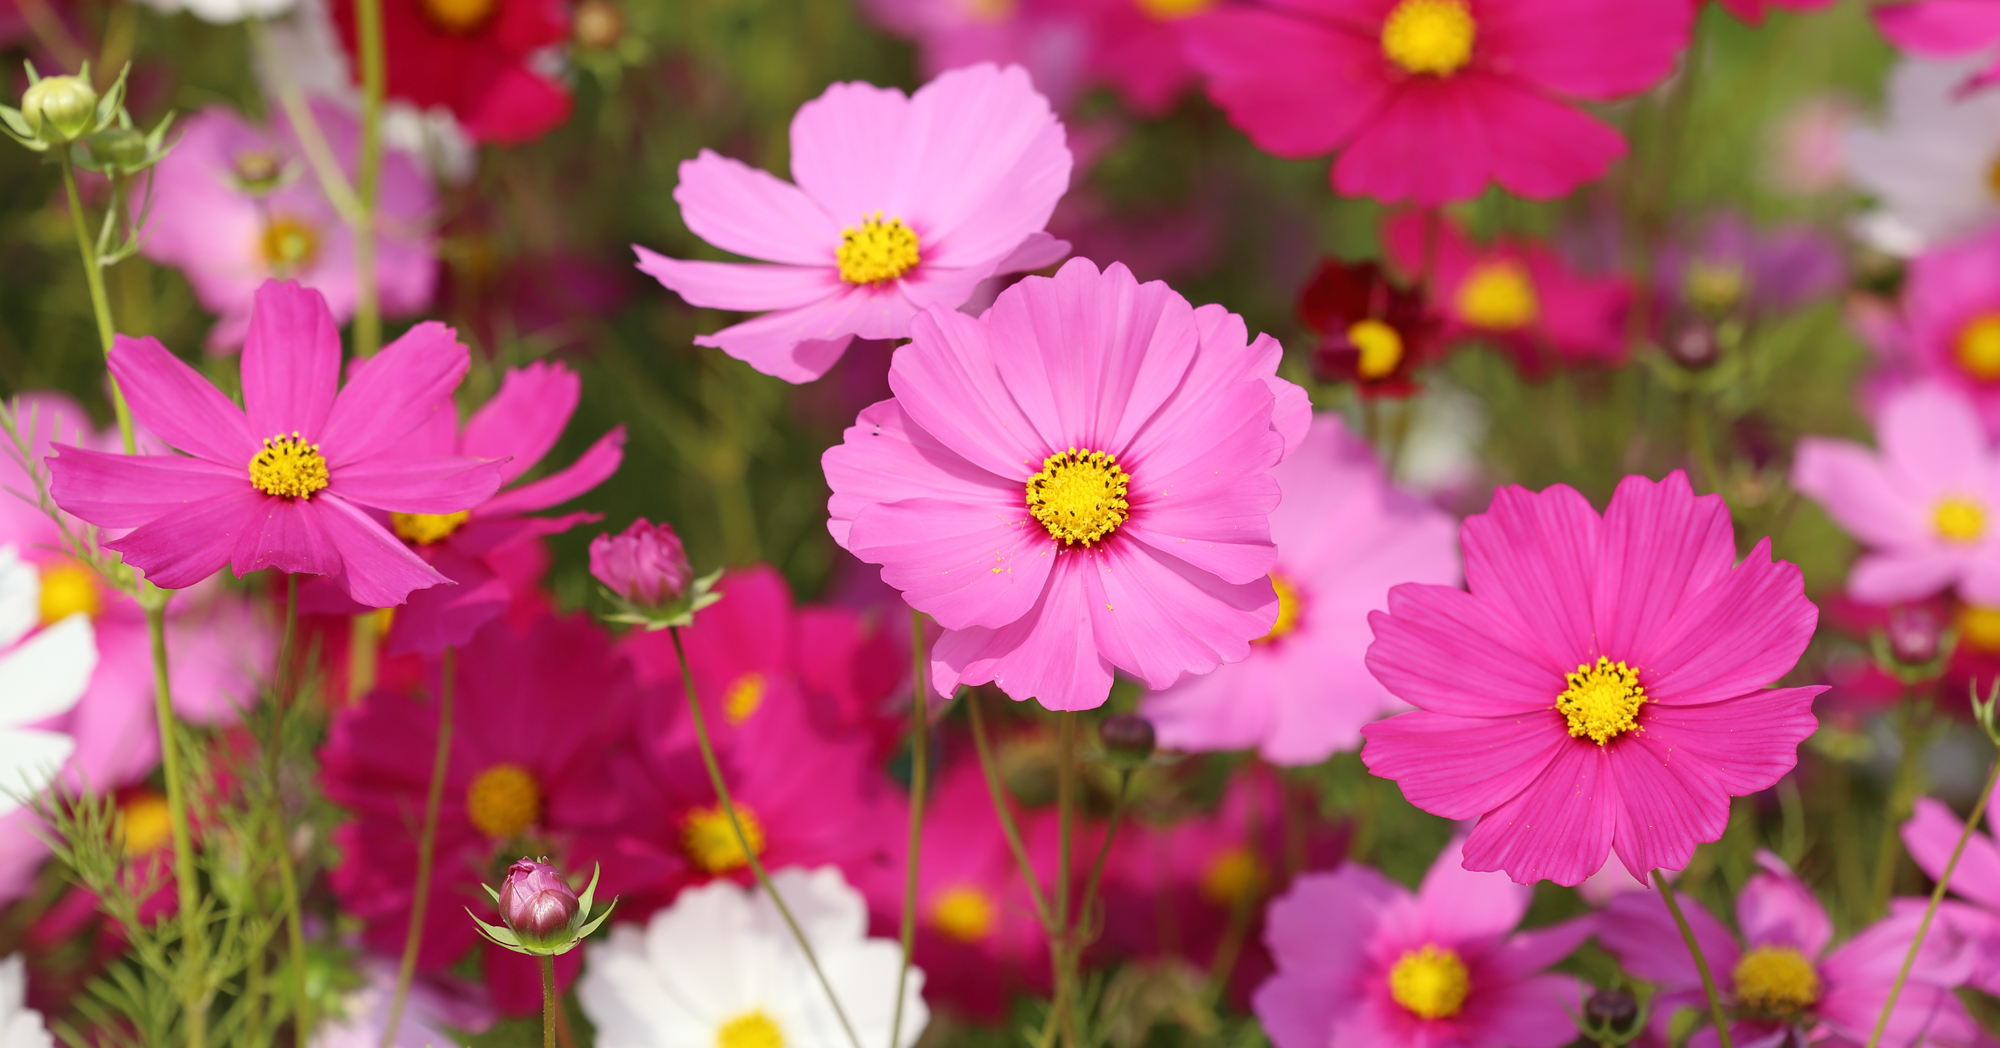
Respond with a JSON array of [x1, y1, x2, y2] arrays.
[[1582, 988, 1640, 1039], [1664, 315, 1719, 370], [1099, 714, 1156, 764], [1886, 605, 1943, 666], [22, 76, 97, 142], [574, 0, 625, 49], [87, 126, 147, 171], [591, 519, 691, 609], [498, 857, 579, 945]]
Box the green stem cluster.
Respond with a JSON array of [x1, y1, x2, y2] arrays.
[[889, 610, 930, 1048], [382, 648, 455, 1048]]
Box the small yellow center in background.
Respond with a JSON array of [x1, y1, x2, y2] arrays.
[[1988, 153, 2000, 198], [1936, 497, 1987, 542], [117, 792, 174, 857], [248, 433, 330, 500], [1137, 0, 1214, 19], [1389, 944, 1470, 1020], [725, 673, 767, 724], [260, 216, 319, 274], [1455, 260, 1538, 330], [1733, 946, 1820, 1014], [1381, 0, 1476, 76], [683, 804, 766, 874], [930, 885, 998, 943], [1199, 845, 1267, 906], [1557, 657, 1646, 745], [38, 560, 101, 625], [716, 1010, 785, 1048], [1961, 605, 2000, 652], [1956, 315, 2000, 381], [422, 0, 498, 33], [391, 511, 471, 546], [1686, 260, 1747, 315], [465, 763, 541, 839], [836, 213, 920, 285], [1027, 448, 1131, 547], [1347, 319, 1405, 379], [1256, 573, 1303, 644]]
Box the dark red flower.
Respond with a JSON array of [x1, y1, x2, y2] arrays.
[[333, 0, 573, 145], [1298, 259, 1438, 398]]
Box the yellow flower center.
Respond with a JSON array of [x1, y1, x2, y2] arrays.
[[1557, 657, 1646, 745], [1199, 845, 1267, 906], [930, 885, 998, 943], [1456, 260, 1539, 330], [964, 0, 1015, 21], [1936, 497, 1987, 542], [1389, 944, 1470, 1020], [116, 792, 174, 857], [1347, 319, 1406, 380], [38, 560, 101, 625], [391, 511, 471, 546], [1961, 605, 2000, 652], [1026, 448, 1131, 547], [725, 673, 766, 725], [717, 1011, 785, 1048], [1988, 153, 2000, 198], [233, 149, 283, 190], [1256, 573, 1303, 644], [836, 212, 920, 285], [683, 804, 766, 874], [259, 216, 319, 275], [1381, 0, 1476, 76], [465, 763, 541, 840], [247, 433, 330, 500], [1733, 946, 1820, 1015], [1686, 260, 1747, 315], [1137, 0, 1214, 19], [1955, 314, 2000, 382], [421, 0, 498, 33]]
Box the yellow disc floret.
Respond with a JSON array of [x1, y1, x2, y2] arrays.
[[1686, 260, 1747, 316], [1027, 448, 1131, 547], [716, 1010, 786, 1048], [116, 792, 175, 857], [1381, 0, 1476, 77], [1199, 845, 1267, 906], [726, 673, 767, 724], [837, 212, 921, 285], [1936, 497, 1987, 542], [683, 804, 767, 874], [260, 216, 319, 275], [1961, 605, 2000, 652], [465, 763, 541, 840], [931, 885, 998, 943], [1956, 314, 2000, 381], [1556, 657, 1646, 745], [38, 560, 101, 625], [1389, 944, 1470, 1020], [1137, 0, 1214, 18], [1456, 260, 1539, 331], [1256, 573, 1303, 644], [1733, 946, 1820, 1015], [248, 433, 330, 500], [422, 0, 498, 33], [1347, 319, 1406, 379], [391, 511, 471, 546]]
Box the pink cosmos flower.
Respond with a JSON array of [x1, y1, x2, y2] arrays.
[[1383, 212, 1631, 371], [139, 100, 436, 353], [1599, 851, 1984, 1048], [1253, 836, 1592, 1048], [633, 63, 1074, 384], [1141, 415, 1459, 765], [1185, 0, 1692, 205], [1874, 1, 2000, 94], [1902, 796, 2000, 994], [823, 257, 1311, 712], [1859, 226, 2000, 432], [1359, 471, 1823, 886], [1792, 383, 2000, 606], [47, 281, 505, 608]]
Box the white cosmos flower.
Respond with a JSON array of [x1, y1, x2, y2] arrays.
[[0, 545, 93, 818], [0, 955, 53, 1048], [1846, 57, 2000, 257], [578, 867, 927, 1048], [130, 0, 297, 25]]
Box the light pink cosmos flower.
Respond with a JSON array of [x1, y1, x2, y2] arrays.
[[1874, 1, 2000, 94], [1185, 0, 1692, 205], [140, 99, 436, 353], [1792, 383, 2000, 606], [634, 63, 1074, 384], [1360, 471, 1823, 886], [823, 257, 1310, 712], [47, 281, 505, 608], [1903, 796, 2000, 995], [1141, 415, 1459, 765], [1254, 837, 1591, 1048], [1600, 851, 1984, 1048]]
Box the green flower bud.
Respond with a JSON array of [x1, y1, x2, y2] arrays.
[[22, 76, 98, 143], [87, 127, 148, 171]]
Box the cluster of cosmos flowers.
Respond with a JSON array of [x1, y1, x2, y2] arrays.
[[11, 0, 2000, 1046]]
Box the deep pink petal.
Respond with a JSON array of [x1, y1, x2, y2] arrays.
[[1631, 539, 1819, 707], [1600, 885, 1741, 992], [1251, 973, 1346, 1048], [1264, 864, 1403, 972], [383, 550, 509, 656], [1874, 0, 2000, 58], [1903, 797, 2000, 911], [931, 555, 1114, 711], [847, 497, 1056, 631], [1604, 733, 1731, 884], [1638, 686, 1821, 797], [318, 322, 470, 468], [47, 448, 249, 529], [1460, 971, 1588, 1048], [1459, 483, 1600, 673], [1736, 854, 1834, 957], [473, 428, 626, 519], [633, 249, 839, 312], [460, 360, 579, 483], [1484, 918, 1597, 978], [229, 496, 342, 579], [889, 307, 1047, 480], [106, 335, 255, 466], [1365, 585, 1565, 718], [1477, 0, 1693, 98], [1592, 471, 1737, 660], [1090, 540, 1278, 690], [1461, 740, 1615, 887], [672, 149, 841, 265], [102, 489, 268, 590], [1359, 709, 1565, 821], [1185, 7, 1391, 158], [311, 495, 452, 608], [240, 280, 342, 441], [330, 457, 507, 515]]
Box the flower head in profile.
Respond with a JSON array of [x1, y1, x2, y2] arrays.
[[1186, 0, 1691, 204], [0, 546, 93, 819], [634, 63, 1073, 383], [1299, 260, 1440, 398], [1845, 59, 2000, 257], [824, 257, 1310, 711], [1360, 471, 1823, 886], [1874, 2, 2000, 95], [578, 867, 927, 1048], [47, 282, 504, 607], [332, 0, 572, 144], [1142, 416, 1459, 765], [1253, 837, 1591, 1048]]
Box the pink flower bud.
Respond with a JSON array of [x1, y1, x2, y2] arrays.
[[498, 858, 579, 943], [590, 519, 691, 609]]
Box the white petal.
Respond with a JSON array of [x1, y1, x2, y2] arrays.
[[0, 730, 74, 817], [0, 548, 36, 651], [0, 615, 95, 728]]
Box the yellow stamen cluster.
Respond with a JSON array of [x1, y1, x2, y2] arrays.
[[1732, 946, 1821, 1015], [1027, 448, 1131, 547], [1456, 260, 1539, 331], [1256, 573, 1303, 644], [260, 216, 319, 274], [38, 560, 101, 625], [1388, 944, 1470, 1020], [1347, 319, 1406, 380], [717, 1011, 786, 1048], [392, 511, 471, 546], [725, 673, 767, 724], [683, 804, 767, 874], [1199, 845, 1267, 906], [1961, 605, 2000, 652], [116, 792, 174, 857], [465, 763, 541, 840], [1686, 260, 1747, 315], [1381, 0, 1477, 77], [1956, 314, 2000, 381], [930, 885, 998, 943], [1556, 657, 1646, 745], [1137, 0, 1214, 19], [421, 0, 498, 33], [248, 433, 330, 500], [1936, 497, 1987, 542], [836, 212, 921, 285]]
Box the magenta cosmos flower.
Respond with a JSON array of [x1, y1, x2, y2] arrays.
[[1186, 0, 1692, 205], [1359, 471, 1823, 886], [1793, 383, 2000, 606], [1875, 1, 2000, 94], [823, 257, 1311, 712], [1903, 796, 2000, 995], [634, 63, 1073, 384], [1141, 415, 1459, 765], [47, 281, 505, 607], [1600, 851, 1984, 1048], [1863, 225, 2000, 432], [1254, 837, 1591, 1048]]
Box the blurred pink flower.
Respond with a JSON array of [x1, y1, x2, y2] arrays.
[[311, 960, 493, 1048], [1862, 226, 2000, 429], [1360, 471, 1823, 886], [1874, 1, 2000, 94], [1902, 796, 2000, 995], [139, 100, 436, 353], [1715, 0, 1836, 24], [47, 282, 505, 607], [634, 63, 1073, 383], [824, 257, 1310, 712], [1253, 837, 1591, 1048], [1793, 383, 2000, 606], [1186, 0, 1691, 205], [1653, 214, 1846, 321], [1141, 415, 1460, 765]]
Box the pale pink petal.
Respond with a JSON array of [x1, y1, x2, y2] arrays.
[[1090, 540, 1278, 689], [1364, 587, 1566, 718], [633, 249, 839, 313], [329, 457, 507, 514], [48, 449, 249, 528], [1631, 540, 1819, 707], [931, 555, 1114, 711], [1604, 733, 1731, 883], [672, 149, 841, 266], [1413, 836, 1533, 943], [1185, 7, 1392, 158], [788, 79, 910, 226], [1458, 483, 1600, 672], [1601, 886, 1741, 991], [1477, 0, 1694, 98], [319, 322, 470, 467], [1251, 973, 1346, 1048], [103, 488, 267, 590], [229, 496, 342, 578], [1903, 797, 2000, 911], [1736, 854, 1834, 957], [1791, 438, 1932, 547], [473, 428, 626, 519], [888, 307, 1046, 479], [1848, 546, 1977, 605], [1638, 686, 1821, 797], [460, 360, 580, 482], [988, 232, 1073, 278], [1119, 386, 1283, 584], [1359, 710, 1565, 821], [106, 335, 255, 466], [1482, 918, 1598, 978], [1879, 383, 1992, 496], [1592, 472, 1737, 659], [1185, 305, 1310, 455], [823, 397, 1021, 548], [698, 287, 901, 383], [1461, 741, 1616, 887], [1264, 863, 1403, 972], [240, 280, 342, 441], [845, 497, 1055, 631], [312, 495, 451, 608], [1142, 655, 1281, 755]]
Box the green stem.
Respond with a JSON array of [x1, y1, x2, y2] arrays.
[[964, 691, 1051, 924], [1656, 870, 1733, 1048], [540, 955, 556, 1048], [889, 610, 930, 1048], [668, 627, 862, 1048], [270, 578, 310, 1048], [381, 647, 453, 1048], [1076, 770, 1131, 941], [1052, 712, 1078, 1048], [146, 601, 204, 1048], [57, 152, 134, 452], [1865, 756, 2000, 1048], [351, 0, 385, 357]]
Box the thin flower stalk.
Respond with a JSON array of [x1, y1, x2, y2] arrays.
[[890, 609, 929, 1048], [54, 148, 134, 450], [146, 594, 206, 1048], [1052, 711, 1079, 1048], [540, 955, 557, 1048], [965, 690, 1051, 924], [269, 576, 309, 1048], [352, 0, 386, 356], [382, 647, 455, 1048], [1656, 869, 1734, 1048]]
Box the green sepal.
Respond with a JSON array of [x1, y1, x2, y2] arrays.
[[574, 862, 601, 918], [467, 909, 539, 956], [597, 565, 725, 631], [482, 882, 502, 904], [574, 897, 617, 942]]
